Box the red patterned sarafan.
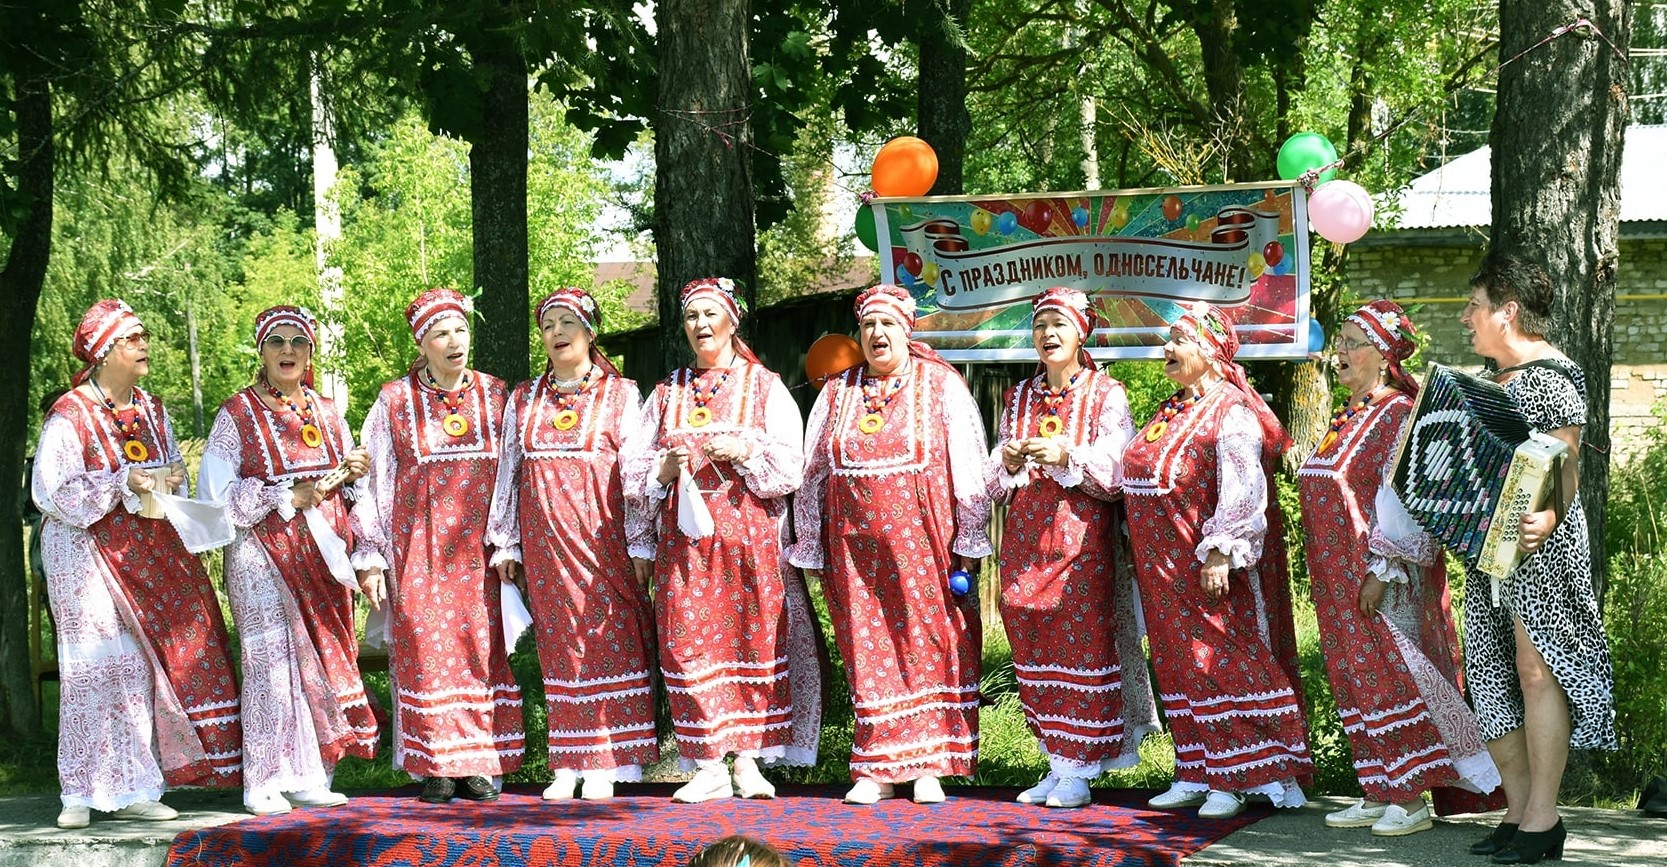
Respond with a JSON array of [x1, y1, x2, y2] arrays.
[[1121, 382, 1312, 801], [793, 361, 991, 783], [356, 370, 524, 778], [219, 386, 378, 770], [1298, 390, 1499, 805], [486, 371, 658, 774], [38, 389, 243, 800], [991, 372, 1158, 774]]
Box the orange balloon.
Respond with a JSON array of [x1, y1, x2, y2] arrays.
[[805, 333, 863, 383], [870, 136, 939, 198]]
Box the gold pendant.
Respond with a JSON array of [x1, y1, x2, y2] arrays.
[[123, 440, 150, 462], [1144, 421, 1167, 443], [688, 406, 712, 427], [1318, 431, 1338, 454], [858, 413, 886, 434], [1038, 416, 1064, 438], [300, 424, 324, 448], [442, 413, 471, 437], [552, 409, 579, 431]]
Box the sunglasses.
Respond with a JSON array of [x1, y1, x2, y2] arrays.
[[262, 334, 314, 351], [114, 330, 151, 347]]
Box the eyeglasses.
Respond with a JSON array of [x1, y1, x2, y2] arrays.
[[1335, 338, 1372, 353], [115, 330, 151, 347], [262, 334, 314, 351]]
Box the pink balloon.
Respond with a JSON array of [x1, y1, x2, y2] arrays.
[[1308, 180, 1375, 244]]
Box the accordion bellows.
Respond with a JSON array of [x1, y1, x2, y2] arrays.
[[1390, 364, 1568, 591]]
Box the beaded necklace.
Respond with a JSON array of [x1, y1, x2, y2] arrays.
[[1317, 386, 1384, 454], [1143, 389, 1205, 442], [91, 379, 149, 462], [687, 368, 730, 428], [547, 364, 595, 431], [424, 366, 473, 437], [1036, 366, 1086, 438], [857, 370, 908, 434], [266, 381, 324, 448]]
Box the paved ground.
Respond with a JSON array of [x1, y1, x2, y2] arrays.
[[0, 789, 1662, 867]]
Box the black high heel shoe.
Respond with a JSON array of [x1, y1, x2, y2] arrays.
[[1491, 819, 1566, 864], [1469, 822, 1520, 856]]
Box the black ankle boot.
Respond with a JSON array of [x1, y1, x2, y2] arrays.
[[1491, 819, 1566, 864], [1470, 822, 1519, 856]]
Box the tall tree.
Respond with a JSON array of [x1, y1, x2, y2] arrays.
[[919, 0, 973, 194], [1490, 1, 1631, 599], [653, 0, 758, 371]]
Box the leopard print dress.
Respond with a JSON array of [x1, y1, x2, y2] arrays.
[[1462, 358, 1616, 750]]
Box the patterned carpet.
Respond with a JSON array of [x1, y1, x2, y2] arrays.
[[164, 784, 1270, 867]]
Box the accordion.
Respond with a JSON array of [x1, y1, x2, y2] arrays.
[[1389, 364, 1568, 603]]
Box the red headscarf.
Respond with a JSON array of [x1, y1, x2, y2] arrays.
[[680, 277, 760, 365], [536, 287, 621, 377], [407, 288, 471, 343], [1345, 300, 1421, 398], [1031, 286, 1101, 371], [854, 284, 962, 380], [1174, 302, 1291, 458], [254, 305, 319, 389], [71, 299, 145, 386]]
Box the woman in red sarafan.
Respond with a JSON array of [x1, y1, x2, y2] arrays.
[[487, 287, 659, 801], [624, 277, 822, 804], [791, 284, 992, 806], [34, 300, 243, 830], [987, 286, 1158, 810], [352, 289, 525, 805], [1121, 302, 1311, 819], [200, 305, 376, 817], [1298, 300, 1499, 837]]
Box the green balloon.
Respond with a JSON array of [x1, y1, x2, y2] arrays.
[[855, 206, 879, 252], [1277, 132, 1338, 183]]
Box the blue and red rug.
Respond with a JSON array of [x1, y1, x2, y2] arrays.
[[164, 784, 1270, 867]]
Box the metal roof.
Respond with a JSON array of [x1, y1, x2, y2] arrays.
[[1386, 124, 1667, 229]]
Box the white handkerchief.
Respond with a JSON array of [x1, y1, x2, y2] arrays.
[[676, 467, 715, 539], [153, 492, 237, 553], [501, 584, 534, 651], [303, 507, 359, 590]]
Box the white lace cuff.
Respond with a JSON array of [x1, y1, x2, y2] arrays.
[[736, 432, 767, 475], [274, 481, 297, 523], [952, 530, 993, 560], [119, 482, 142, 514], [1196, 536, 1255, 569], [1367, 555, 1412, 584], [1000, 462, 1031, 490], [489, 546, 521, 568], [787, 542, 825, 571], [628, 543, 657, 562], [1043, 449, 1085, 489], [351, 550, 389, 572]]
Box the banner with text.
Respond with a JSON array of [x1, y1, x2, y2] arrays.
[[872, 183, 1312, 361]]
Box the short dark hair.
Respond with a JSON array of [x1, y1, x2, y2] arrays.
[[686, 836, 788, 867], [1469, 252, 1554, 338]]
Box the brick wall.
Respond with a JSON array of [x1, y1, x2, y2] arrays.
[[1348, 235, 1666, 462]]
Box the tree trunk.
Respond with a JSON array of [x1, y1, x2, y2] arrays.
[[0, 72, 53, 736], [1491, 1, 1630, 601], [917, 0, 970, 195], [1189, 0, 1249, 180], [654, 0, 757, 372], [468, 33, 531, 386]]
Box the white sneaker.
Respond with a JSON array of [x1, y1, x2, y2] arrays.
[[1016, 773, 1059, 805], [245, 791, 292, 817], [843, 778, 895, 805], [1370, 803, 1433, 837], [284, 788, 348, 808], [1198, 790, 1246, 819], [543, 769, 577, 801], [1147, 781, 1208, 809], [1045, 777, 1092, 809], [111, 800, 179, 821], [1324, 799, 1389, 828], [912, 775, 946, 804], [732, 757, 776, 799], [55, 805, 90, 829], [580, 776, 614, 801], [672, 765, 733, 803]]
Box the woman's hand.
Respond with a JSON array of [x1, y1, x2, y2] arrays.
[[495, 559, 521, 586], [1358, 576, 1387, 617], [1021, 437, 1070, 468], [164, 462, 187, 492], [126, 467, 157, 495], [656, 447, 688, 486], [1201, 550, 1231, 599], [957, 554, 983, 575], [703, 435, 752, 464], [341, 447, 371, 484], [357, 568, 386, 611], [291, 481, 322, 511], [1001, 439, 1027, 473], [631, 557, 652, 587], [1517, 508, 1557, 553]]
